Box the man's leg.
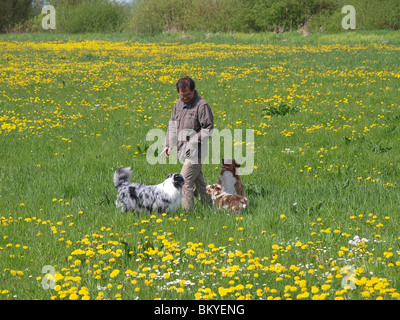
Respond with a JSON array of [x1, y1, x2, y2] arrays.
[[193, 168, 212, 206], [180, 161, 202, 210]]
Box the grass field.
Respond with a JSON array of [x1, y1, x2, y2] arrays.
[[1, 31, 400, 300]]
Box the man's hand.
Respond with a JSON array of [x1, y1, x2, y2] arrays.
[[160, 146, 171, 158]]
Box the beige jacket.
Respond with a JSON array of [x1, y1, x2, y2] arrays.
[[165, 90, 214, 162]]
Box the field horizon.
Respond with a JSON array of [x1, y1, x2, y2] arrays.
[[2, 29, 400, 45]]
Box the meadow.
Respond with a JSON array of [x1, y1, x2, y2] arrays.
[[1, 31, 400, 300]]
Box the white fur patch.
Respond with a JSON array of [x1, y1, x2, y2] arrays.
[[219, 171, 237, 194]]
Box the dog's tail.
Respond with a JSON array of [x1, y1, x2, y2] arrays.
[[114, 167, 132, 188], [242, 197, 248, 209]]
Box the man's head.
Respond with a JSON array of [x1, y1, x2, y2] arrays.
[[176, 76, 195, 103]]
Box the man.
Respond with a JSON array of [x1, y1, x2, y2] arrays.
[[161, 77, 214, 211]]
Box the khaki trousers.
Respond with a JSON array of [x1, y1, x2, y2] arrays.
[[180, 160, 212, 210]]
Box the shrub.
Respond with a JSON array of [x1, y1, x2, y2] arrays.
[[126, 0, 348, 34], [0, 0, 33, 33], [125, 0, 187, 34], [125, 0, 241, 34], [3, 0, 400, 34], [262, 103, 300, 117], [56, 0, 128, 33], [309, 0, 400, 32]]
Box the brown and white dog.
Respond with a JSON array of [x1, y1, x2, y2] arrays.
[[206, 184, 247, 212], [217, 158, 246, 197]]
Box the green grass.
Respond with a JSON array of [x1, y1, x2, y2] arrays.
[[0, 31, 400, 300], [2, 29, 400, 44]]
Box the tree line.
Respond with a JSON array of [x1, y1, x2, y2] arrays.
[[1, 0, 399, 33]]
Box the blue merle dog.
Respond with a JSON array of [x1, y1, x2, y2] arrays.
[[113, 167, 184, 213]]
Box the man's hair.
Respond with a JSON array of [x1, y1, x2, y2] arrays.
[[176, 76, 195, 92]]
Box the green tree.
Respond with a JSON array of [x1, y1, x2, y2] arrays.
[[0, 0, 33, 32]]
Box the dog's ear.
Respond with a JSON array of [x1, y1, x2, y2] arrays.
[[233, 159, 241, 167]]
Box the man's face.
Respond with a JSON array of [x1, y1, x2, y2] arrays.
[[178, 87, 195, 103]]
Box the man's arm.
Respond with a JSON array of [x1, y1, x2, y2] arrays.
[[197, 103, 214, 142], [162, 105, 178, 157]]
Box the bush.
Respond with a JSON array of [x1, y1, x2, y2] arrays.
[[0, 0, 33, 33], [247, 0, 340, 32], [310, 0, 400, 33], [186, 0, 242, 33], [355, 0, 400, 30], [126, 0, 348, 34], [262, 103, 300, 117], [56, 0, 128, 33], [3, 0, 400, 34], [125, 0, 187, 34], [125, 0, 241, 34]]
